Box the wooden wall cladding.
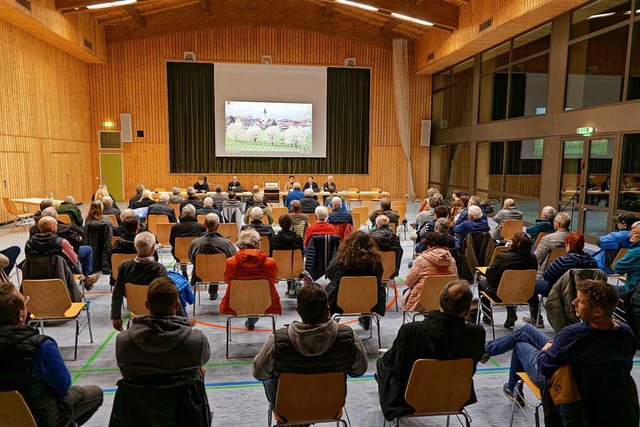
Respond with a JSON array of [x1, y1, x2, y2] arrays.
[[88, 27, 431, 200], [0, 19, 95, 222]]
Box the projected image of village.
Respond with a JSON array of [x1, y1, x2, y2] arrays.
[[224, 101, 312, 153]]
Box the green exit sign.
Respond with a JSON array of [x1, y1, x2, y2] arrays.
[[576, 127, 594, 136]]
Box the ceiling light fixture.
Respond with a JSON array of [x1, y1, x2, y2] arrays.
[[87, 0, 137, 10], [335, 0, 378, 12], [391, 12, 434, 26], [587, 12, 615, 19]]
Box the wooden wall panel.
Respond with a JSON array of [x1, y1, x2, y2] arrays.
[[88, 27, 432, 200], [0, 19, 94, 222]]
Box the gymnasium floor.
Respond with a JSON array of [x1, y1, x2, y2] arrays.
[[1, 202, 638, 427]]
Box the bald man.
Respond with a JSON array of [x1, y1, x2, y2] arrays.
[[491, 198, 523, 240]]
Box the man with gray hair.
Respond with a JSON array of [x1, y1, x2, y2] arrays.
[[196, 197, 222, 221], [526, 205, 556, 243], [370, 215, 402, 278], [128, 184, 145, 209], [327, 196, 353, 226], [455, 195, 485, 225], [285, 182, 304, 210], [169, 187, 183, 204], [210, 185, 228, 210], [170, 205, 206, 275], [535, 212, 571, 271], [304, 206, 337, 246], [102, 196, 122, 225], [491, 198, 524, 240], [241, 207, 275, 244], [148, 193, 177, 223], [111, 231, 168, 331], [453, 205, 490, 248], [56, 195, 83, 227], [188, 213, 236, 300], [180, 187, 203, 211], [299, 188, 320, 214], [244, 193, 274, 225]]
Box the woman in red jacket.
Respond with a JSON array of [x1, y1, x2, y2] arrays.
[[220, 228, 281, 330]]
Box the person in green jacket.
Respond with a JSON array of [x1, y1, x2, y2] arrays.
[[614, 221, 640, 293]]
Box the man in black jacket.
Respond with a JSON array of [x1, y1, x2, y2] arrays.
[[370, 215, 402, 279], [376, 280, 485, 421], [148, 193, 177, 223], [270, 214, 304, 297], [180, 187, 203, 211]]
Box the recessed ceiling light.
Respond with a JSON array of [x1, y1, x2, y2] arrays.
[[587, 12, 615, 19], [87, 0, 136, 10], [335, 0, 378, 13], [391, 12, 434, 27]]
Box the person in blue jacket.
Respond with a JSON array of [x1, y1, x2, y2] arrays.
[[593, 213, 636, 272], [284, 182, 304, 210], [614, 221, 640, 293], [525, 205, 556, 244], [453, 205, 490, 249]]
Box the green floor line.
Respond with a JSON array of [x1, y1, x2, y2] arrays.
[[489, 357, 501, 367]]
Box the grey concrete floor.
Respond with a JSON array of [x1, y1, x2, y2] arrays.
[[1, 201, 638, 427]]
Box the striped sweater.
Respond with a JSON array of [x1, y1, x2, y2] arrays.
[[542, 251, 598, 286]]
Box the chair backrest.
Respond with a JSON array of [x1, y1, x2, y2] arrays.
[[112, 253, 137, 281], [272, 250, 304, 280], [351, 212, 361, 229], [147, 215, 169, 235], [380, 251, 397, 281], [490, 246, 510, 264], [154, 188, 166, 193], [169, 203, 181, 219], [335, 276, 378, 314], [125, 283, 150, 316], [259, 235, 270, 254], [228, 279, 272, 315], [351, 207, 369, 224], [418, 275, 459, 312], [261, 215, 270, 225], [394, 205, 407, 223], [307, 214, 317, 225], [0, 391, 37, 427], [612, 248, 628, 269], [533, 232, 548, 248], [197, 215, 206, 224], [496, 270, 537, 303], [501, 219, 524, 240], [58, 213, 72, 224], [106, 214, 118, 225], [4, 198, 20, 216], [272, 207, 288, 221], [218, 223, 238, 243], [275, 373, 346, 424], [195, 253, 227, 283], [22, 279, 72, 318], [175, 236, 197, 264], [388, 222, 397, 232], [404, 359, 473, 415], [156, 223, 175, 246], [549, 246, 567, 263]]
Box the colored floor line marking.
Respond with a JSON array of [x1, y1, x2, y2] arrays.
[[194, 316, 360, 331], [489, 357, 501, 367]]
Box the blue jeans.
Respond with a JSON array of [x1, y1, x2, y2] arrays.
[[77, 246, 93, 275], [485, 324, 549, 391]]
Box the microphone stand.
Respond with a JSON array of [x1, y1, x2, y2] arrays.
[[560, 187, 581, 227]]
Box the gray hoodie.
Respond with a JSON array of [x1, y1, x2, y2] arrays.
[[116, 315, 211, 380]]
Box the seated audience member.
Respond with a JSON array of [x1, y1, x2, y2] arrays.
[[449, 195, 467, 226], [56, 195, 84, 227], [131, 189, 156, 210], [289, 200, 309, 239], [33, 198, 54, 225], [109, 217, 158, 285], [210, 185, 228, 209], [0, 246, 20, 277], [253, 283, 367, 404], [193, 176, 210, 193], [614, 221, 640, 293], [222, 191, 242, 209], [377, 280, 485, 421], [111, 232, 168, 331], [326, 231, 385, 330], [168, 187, 183, 204], [370, 215, 402, 279], [128, 184, 145, 208], [285, 182, 304, 210], [188, 214, 236, 301], [243, 193, 273, 225], [284, 175, 295, 191], [417, 194, 443, 223], [270, 214, 304, 297], [220, 229, 280, 330], [417, 187, 441, 212], [299, 188, 320, 213], [484, 280, 638, 426], [114, 209, 147, 237], [535, 212, 571, 271], [0, 283, 104, 426], [102, 196, 122, 225], [304, 206, 338, 246], [491, 198, 524, 240], [227, 175, 242, 192], [196, 197, 222, 220], [402, 232, 458, 312], [180, 187, 203, 211], [593, 213, 635, 272], [415, 205, 450, 252], [479, 232, 538, 328], [245, 185, 261, 211], [241, 207, 275, 245], [453, 205, 490, 248], [322, 175, 336, 192], [170, 204, 206, 276], [85, 199, 115, 228], [115, 277, 210, 380], [327, 197, 353, 226], [85, 200, 115, 274], [148, 193, 177, 223], [369, 198, 399, 226], [526, 232, 598, 328], [455, 195, 484, 225], [526, 205, 556, 244], [303, 175, 320, 192]]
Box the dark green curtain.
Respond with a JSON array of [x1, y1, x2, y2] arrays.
[[489, 141, 504, 174], [621, 134, 640, 173], [167, 64, 370, 174], [505, 141, 542, 174], [508, 73, 526, 118], [492, 73, 508, 120], [167, 62, 215, 173]]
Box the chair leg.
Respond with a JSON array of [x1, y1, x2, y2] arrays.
[[226, 317, 231, 359], [375, 315, 381, 349], [86, 305, 93, 343], [534, 403, 542, 427], [490, 304, 496, 340], [74, 318, 80, 361]]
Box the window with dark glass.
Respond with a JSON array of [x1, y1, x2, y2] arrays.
[[570, 0, 631, 40], [431, 59, 474, 130], [618, 134, 640, 213], [628, 21, 640, 101]]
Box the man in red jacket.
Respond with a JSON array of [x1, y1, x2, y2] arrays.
[[303, 206, 337, 246]]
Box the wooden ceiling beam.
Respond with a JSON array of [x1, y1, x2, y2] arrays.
[[124, 5, 146, 27], [380, 17, 401, 36], [332, 0, 459, 29]]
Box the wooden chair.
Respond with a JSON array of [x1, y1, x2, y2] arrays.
[[380, 251, 399, 312], [197, 215, 206, 224], [533, 232, 548, 248], [58, 213, 72, 224], [156, 223, 176, 262], [500, 220, 524, 241], [125, 283, 150, 317], [2, 198, 33, 232], [509, 372, 543, 427], [474, 246, 509, 277], [225, 279, 276, 358], [169, 203, 181, 219], [174, 236, 198, 271], [0, 391, 37, 427], [271, 207, 288, 222], [153, 188, 166, 193], [387, 359, 473, 426], [259, 235, 270, 254], [331, 276, 381, 351], [147, 215, 169, 236], [351, 206, 369, 227], [612, 248, 629, 288], [548, 246, 567, 264], [218, 223, 238, 243], [402, 275, 459, 324], [111, 253, 136, 284], [306, 213, 318, 225], [477, 270, 537, 339], [270, 373, 349, 426], [193, 253, 227, 315], [351, 212, 361, 231], [272, 250, 304, 294], [22, 279, 93, 360], [111, 236, 120, 246], [105, 214, 118, 226]]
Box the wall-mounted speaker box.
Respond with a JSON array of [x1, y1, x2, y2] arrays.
[[420, 119, 432, 147], [120, 113, 132, 142]]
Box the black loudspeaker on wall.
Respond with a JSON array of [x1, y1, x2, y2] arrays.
[[120, 113, 132, 142], [420, 120, 432, 147]]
